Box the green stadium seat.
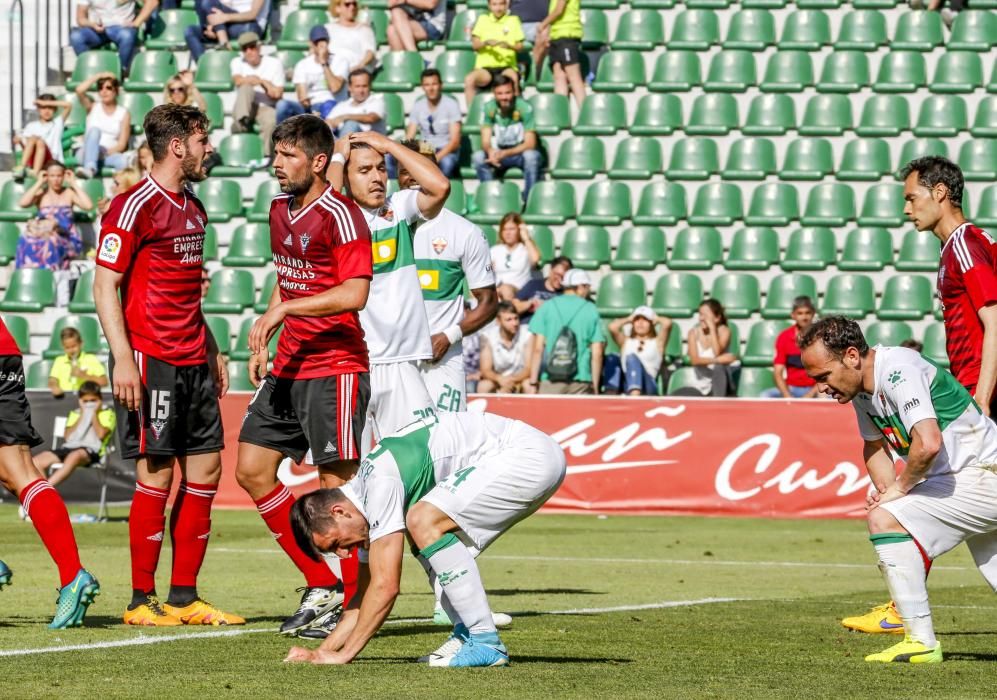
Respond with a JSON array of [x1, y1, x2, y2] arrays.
[[524, 181, 577, 225], [613, 9, 665, 50], [68, 269, 96, 313], [802, 183, 856, 226], [631, 94, 683, 135], [878, 275, 933, 320], [531, 225, 556, 265], [278, 10, 331, 49], [837, 139, 891, 181], [743, 94, 796, 135], [649, 51, 702, 92], [959, 140, 997, 181], [799, 94, 852, 136], [592, 51, 646, 92], [668, 9, 720, 50], [373, 51, 423, 92], [0, 269, 56, 312], [854, 0, 901, 6], [0, 222, 18, 264], [762, 274, 818, 319], [196, 180, 243, 222], [275, 50, 305, 86], [612, 227, 668, 271], [816, 51, 870, 93], [895, 230, 940, 271], [581, 9, 611, 48], [230, 317, 280, 361], [551, 137, 605, 179], [779, 10, 831, 50], [26, 360, 53, 390], [146, 8, 199, 50], [857, 95, 910, 137], [66, 51, 120, 90], [669, 227, 723, 270], [222, 223, 270, 267], [202, 92, 224, 131], [687, 0, 730, 7], [743, 321, 790, 366], [227, 361, 258, 391], [195, 51, 237, 91], [444, 181, 467, 216], [760, 51, 814, 92], [201, 269, 255, 314], [976, 185, 997, 227], [254, 271, 277, 313], [931, 52, 984, 94], [839, 228, 893, 271], [2, 314, 29, 353], [745, 183, 799, 226], [596, 273, 646, 318], [561, 226, 611, 270], [724, 9, 776, 49], [780, 138, 833, 180], [743, 0, 787, 6], [914, 95, 968, 137], [63, 95, 87, 137], [463, 94, 487, 134], [711, 273, 761, 318], [686, 94, 739, 136], [858, 184, 905, 227], [971, 97, 997, 137], [635, 182, 687, 226], [609, 138, 663, 180], [897, 138, 949, 172], [125, 51, 178, 92], [781, 227, 836, 271], [578, 182, 632, 225], [722, 138, 776, 180], [203, 224, 218, 261], [704, 50, 757, 92], [573, 94, 627, 135], [949, 10, 997, 51], [923, 325, 948, 367], [120, 92, 155, 135], [666, 138, 719, 180], [42, 315, 103, 359], [205, 316, 232, 357], [446, 11, 475, 49], [382, 93, 404, 133], [247, 180, 283, 222], [690, 183, 743, 226], [652, 272, 704, 317], [725, 227, 780, 270], [535, 53, 592, 92], [835, 9, 888, 50], [891, 9, 944, 51], [0, 181, 33, 222], [667, 367, 701, 395], [213, 134, 265, 177], [874, 52, 927, 93], [468, 182, 521, 224], [797, 0, 842, 7], [822, 274, 877, 318], [435, 51, 475, 93], [631, 0, 676, 6], [528, 94, 571, 135]]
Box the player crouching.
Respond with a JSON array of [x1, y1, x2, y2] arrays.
[[283, 412, 566, 667]]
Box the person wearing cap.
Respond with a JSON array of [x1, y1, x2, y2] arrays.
[[603, 306, 672, 396], [762, 295, 821, 399], [231, 31, 286, 159], [277, 26, 351, 125], [527, 268, 605, 394], [185, 0, 268, 61]]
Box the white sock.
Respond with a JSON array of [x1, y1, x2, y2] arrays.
[[872, 534, 936, 646], [413, 549, 458, 621], [423, 533, 496, 636]]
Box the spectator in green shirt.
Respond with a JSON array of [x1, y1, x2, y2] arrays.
[[472, 75, 542, 204]]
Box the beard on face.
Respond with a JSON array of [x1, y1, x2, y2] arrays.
[[180, 149, 208, 183], [279, 169, 314, 196]]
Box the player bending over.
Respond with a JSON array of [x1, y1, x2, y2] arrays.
[[283, 411, 566, 667]]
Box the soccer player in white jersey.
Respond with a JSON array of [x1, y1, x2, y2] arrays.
[[328, 131, 449, 447], [800, 316, 997, 664], [283, 411, 566, 667]]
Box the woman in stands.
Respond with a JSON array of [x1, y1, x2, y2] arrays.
[[73, 73, 131, 180], [96, 167, 142, 220], [603, 305, 672, 396], [16, 161, 92, 271], [672, 299, 738, 397], [490, 212, 541, 301], [163, 70, 208, 112], [326, 0, 378, 73]]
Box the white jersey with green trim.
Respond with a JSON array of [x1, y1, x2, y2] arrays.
[[341, 411, 520, 546], [357, 189, 433, 363], [853, 345, 997, 477]]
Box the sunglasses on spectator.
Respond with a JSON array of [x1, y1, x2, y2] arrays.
[[342, 1, 358, 6], [170, 85, 187, 93], [98, 83, 116, 91]]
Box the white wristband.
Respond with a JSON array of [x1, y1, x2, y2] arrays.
[[330, 152, 346, 166], [443, 325, 463, 346]]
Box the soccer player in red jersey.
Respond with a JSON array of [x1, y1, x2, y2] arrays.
[[235, 114, 373, 639], [93, 104, 243, 627], [0, 317, 100, 627]]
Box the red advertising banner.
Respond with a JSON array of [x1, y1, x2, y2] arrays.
[[213, 393, 873, 519]]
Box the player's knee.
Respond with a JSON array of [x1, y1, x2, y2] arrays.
[[405, 502, 446, 547], [866, 506, 905, 535]]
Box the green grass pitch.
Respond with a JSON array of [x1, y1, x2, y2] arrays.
[[1, 506, 995, 698]]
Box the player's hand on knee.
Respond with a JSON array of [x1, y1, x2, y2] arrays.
[[114, 358, 142, 412]]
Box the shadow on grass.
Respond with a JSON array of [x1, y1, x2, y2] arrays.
[[944, 652, 997, 662], [486, 588, 606, 597], [353, 655, 635, 665]]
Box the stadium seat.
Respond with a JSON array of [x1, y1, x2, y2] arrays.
[[2, 314, 29, 353], [743, 320, 790, 366], [68, 269, 96, 313], [612, 227, 668, 271], [743, 0, 787, 6], [948, 10, 997, 51], [213, 134, 265, 177], [462, 94, 487, 135], [667, 367, 701, 395], [203, 92, 224, 131], [247, 180, 283, 222], [0, 181, 33, 221], [816, 51, 870, 93], [858, 184, 905, 227], [722, 138, 776, 180], [26, 360, 53, 390], [146, 8, 199, 50], [596, 273, 646, 318], [446, 11, 474, 49], [737, 365, 777, 396], [799, 94, 852, 136], [66, 51, 120, 90], [760, 51, 814, 92], [635, 182, 687, 226], [743, 94, 796, 135], [223, 224, 270, 267], [613, 9, 665, 50], [781, 227, 836, 271], [649, 52, 702, 92], [780, 138, 833, 180], [0, 222, 17, 264], [277, 10, 331, 49], [668, 9, 720, 50], [528, 94, 571, 135], [891, 9, 944, 51], [724, 9, 776, 49], [711, 273, 761, 318], [835, 9, 888, 50], [666, 138, 719, 180], [592, 51, 646, 92], [802, 183, 856, 226], [561, 226, 611, 270], [745, 183, 799, 226], [686, 94, 739, 135], [42, 316, 103, 359], [609, 138, 663, 180], [958, 139, 997, 181], [254, 271, 277, 313], [836, 139, 891, 181], [687, 0, 730, 7], [976, 185, 997, 227], [690, 183, 743, 226], [203, 224, 218, 261], [839, 228, 893, 271], [762, 274, 818, 319], [897, 138, 949, 171], [196, 180, 243, 222], [578, 182, 632, 225], [822, 274, 877, 318], [669, 227, 723, 270], [652, 272, 704, 317], [468, 182, 521, 224], [914, 95, 969, 137], [779, 9, 831, 50], [923, 325, 949, 367], [971, 97, 997, 137], [531, 225, 556, 264], [444, 181, 467, 216], [631, 94, 684, 136], [194, 51, 237, 91], [854, 0, 902, 6], [0, 269, 56, 312], [856, 95, 910, 137], [535, 53, 592, 92], [230, 317, 280, 361], [931, 52, 984, 94], [435, 50, 476, 93], [874, 52, 927, 93], [126, 51, 178, 91], [704, 50, 757, 92], [201, 269, 255, 314], [631, 0, 676, 7], [373, 51, 423, 92], [725, 227, 780, 270], [551, 137, 606, 179], [120, 92, 155, 134], [524, 181, 577, 225], [573, 94, 627, 136], [581, 9, 611, 48], [895, 230, 940, 272], [878, 275, 933, 320], [205, 316, 232, 357], [227, 361, 258, 391]]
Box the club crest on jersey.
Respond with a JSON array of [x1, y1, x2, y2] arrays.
[[150, 419, 167, 440], [300, 232, 311, 253], [432, 237, 448, 254], [98, 233, 122, 263]]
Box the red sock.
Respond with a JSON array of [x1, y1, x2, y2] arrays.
[[169, 480, 216, 587], [914, 537, 933, 576], [255, 484, 338, 588], [341, 548, 359, 606], [130, 481, 169, 593], [20, 479, 82, 588]]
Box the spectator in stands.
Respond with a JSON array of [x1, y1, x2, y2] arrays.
[[513, 254, 571, 323], [901, 338, 924, 353], [96, 166, 142, 220], [201, 267, 212, 298], [478, 301, 534, 394], [326, 0, 378, 74], [163, 70, 208, 112], [473, 76, 541, 204], [511, 0, 547, 44], [185, 0, 269, 61], [538, 0, 585, 108], [277, 26, 350, 125], [463, 314, 482, 392], [672, 299, 737, 397], [762, 296, 819, 399], [464, 0, 525, 107], [911, 0, 965, 29], [326, 69, 386, 136], [603, 306, 671, 396], [528, 268, 605, 394], [491, 212, 540, 300], [32, 381, 116, 488], [13, 94, 72, 183], [387, 0, 447, 51], [231, 32, 284, 161], [73, 73, 131, 180], [136, 143, 154, 176], [16, 162, 91, 272], [48, 327, 109, 399], [406, 69, 462, 179], [70, 0, 158, 76]]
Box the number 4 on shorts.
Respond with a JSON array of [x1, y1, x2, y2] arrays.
[[451, 466, 476, 488]]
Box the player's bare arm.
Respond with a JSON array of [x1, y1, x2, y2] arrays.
[[248, 285, 282, 386], [348, 132, 450, 219], [874, 420, 941, 506], [204, 320, 229, 398], [862, 439, 896, 509], [430, 285, 498, 363], [94, 266, 142, 411], [973, 304, 997, 415]]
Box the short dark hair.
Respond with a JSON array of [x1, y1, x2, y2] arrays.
[[550, 255, 572, 269], [799, 316, 870, 359], [900, 338, 924, 353], [78, 380, 102, 398], [289, 489, 350, 562], [700, 298, 728, 327], [420, 68, 441, 82], [348, 68, 370, 84], [792, 295, 816, 312], [44, 160, 66, 171], [96, 76, 119, 91], [899, 155, 964, 209], [492, 74, 515, 90], [38, 92, 56, 102], [60, 327, 81, 342], [272, 114, 333, 163], [497, 300, 518, 316], [143, 104, 210, 161]]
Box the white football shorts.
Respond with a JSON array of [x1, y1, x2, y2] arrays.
[[420, 346, 466, 413], [362, 360, 435, 455]]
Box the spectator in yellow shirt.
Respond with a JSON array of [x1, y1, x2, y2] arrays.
[[48, 326, 108, 398], [464, 0, 524, 109], [537, 0, 585, 107], [33, 381, 116, 487]]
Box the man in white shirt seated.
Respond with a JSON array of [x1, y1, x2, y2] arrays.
[[230, 31, 285, 160], [478, 302, 534, 394], [326, 70, 386, 138], [277, 25, 351, 125]]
